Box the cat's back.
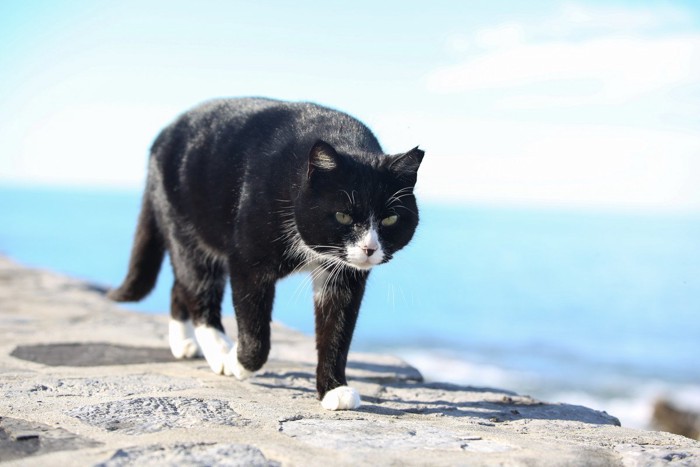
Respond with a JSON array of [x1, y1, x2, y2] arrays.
[[155, 97, 379, 155], [164, 97, 289, 142], [150, 97, 296, 195], [163, 97, 341, 135], [150, 98, 381, 196]]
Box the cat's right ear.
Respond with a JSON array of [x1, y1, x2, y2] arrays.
[[308, 140, 340, 178], [388, 146, 425, 185]]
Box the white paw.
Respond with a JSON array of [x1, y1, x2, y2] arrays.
[[169, 319, 201, 359], [321, 386, 361, 411], [194, 325, 233, 375], [224, 343, 254, 380]]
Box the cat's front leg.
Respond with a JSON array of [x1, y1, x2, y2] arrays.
[[314, 268, 368, 410], [228, 269, 275, 379]]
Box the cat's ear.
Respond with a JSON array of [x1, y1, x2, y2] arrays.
[[388, 147, 424, 185], [308, 140, 340, 177]]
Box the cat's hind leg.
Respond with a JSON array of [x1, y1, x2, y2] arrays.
[[168, 242, 231, 374], [194, 322, 234, 375], [169, 320, 200, 359], [169, 281, 201, 359]]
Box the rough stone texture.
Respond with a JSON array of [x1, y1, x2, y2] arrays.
[[280, 418, 510, 452], [1, 256, 699, 466], [0, 374, 201, 399], [67, 397, 247, 435], [95, 443, 278, 467]]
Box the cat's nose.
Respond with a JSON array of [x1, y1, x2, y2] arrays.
[[361, 229, 379, 258]]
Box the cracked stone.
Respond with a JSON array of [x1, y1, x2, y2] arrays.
[[280, 418, 513, 452], [67, 397, 247, 435], [95, 442, 279, 467]]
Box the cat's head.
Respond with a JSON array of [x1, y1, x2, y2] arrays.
[[293, 140, 424, 271]]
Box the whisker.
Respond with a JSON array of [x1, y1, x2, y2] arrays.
[[393, 205, 418, 217], [321, 260, 345, 302], [340, 190, 353, 206], [385, 186, 415, 208], [388, 283, 396, 315]]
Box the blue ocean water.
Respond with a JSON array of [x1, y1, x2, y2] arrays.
[[2, 185, 699, 427]]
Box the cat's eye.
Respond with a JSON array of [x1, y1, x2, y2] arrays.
[[335, 212, 353, 225], [381, 214, 399, 227]]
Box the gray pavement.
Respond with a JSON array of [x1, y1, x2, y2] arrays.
[[1, 256, 698, 466]]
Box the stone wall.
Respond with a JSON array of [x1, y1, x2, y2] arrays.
[[1, 257, 698, 466]]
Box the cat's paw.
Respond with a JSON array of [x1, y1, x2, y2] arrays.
[[171, 337, 200, 359], [194, 325, 233, 375], [321, 386, 361, 411], [223, 343, 255, 380], [168, 319, 201, 359]]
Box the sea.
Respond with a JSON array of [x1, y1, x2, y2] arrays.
[[1, 185, 699, 429]]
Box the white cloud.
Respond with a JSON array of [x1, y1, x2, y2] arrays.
[[371, 113, 700, 212], [415, 3, 700, 212], [555, 2, 689, 35], [445, 33, 471, 54], [467, 2, 691, 46], [432, 3, 700, 103], [428, 35, 700, 100], [473, 22, 524, 49]]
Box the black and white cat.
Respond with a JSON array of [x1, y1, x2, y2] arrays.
[[109, 98, 423, 410]]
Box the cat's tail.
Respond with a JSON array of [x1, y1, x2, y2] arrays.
[[107, 194, 165, 302]]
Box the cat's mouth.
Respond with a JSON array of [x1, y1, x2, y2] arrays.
[[307, 248, 382, 271], [313, 249, 379, 271], [342, 228, 385, 270], [345, 245, 385, 270], [297, 236, 385, 271]]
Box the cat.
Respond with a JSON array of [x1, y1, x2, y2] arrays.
[[109, 97, 423, 410]]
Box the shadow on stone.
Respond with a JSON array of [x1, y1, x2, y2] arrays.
[[346, 360, 423, 383], [10, 343, 176, 367], [0, 416, 101, 462]]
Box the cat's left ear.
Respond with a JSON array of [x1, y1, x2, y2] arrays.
[[388, 147, 425, 185], [308, 140, 340, 178]]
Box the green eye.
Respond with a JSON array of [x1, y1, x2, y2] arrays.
[[381, 214, 399, 227], [335, 212, 353, 225]]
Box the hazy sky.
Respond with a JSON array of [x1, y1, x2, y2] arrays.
[[2, 1, 699, 212]]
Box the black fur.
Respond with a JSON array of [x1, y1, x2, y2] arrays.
[[111, 97, 423, 401]]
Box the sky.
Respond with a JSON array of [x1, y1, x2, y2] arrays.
[[1, 0, 699, 212]]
